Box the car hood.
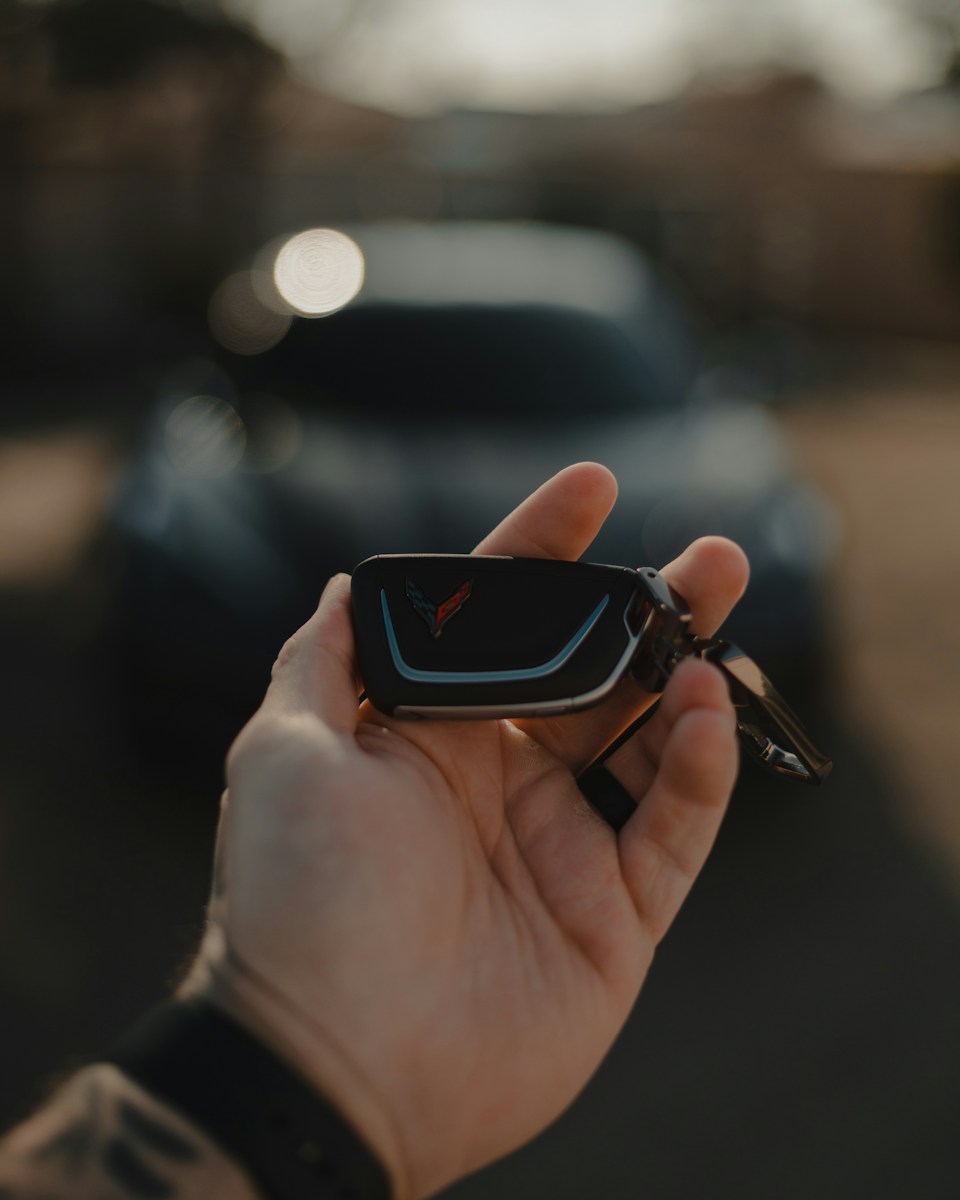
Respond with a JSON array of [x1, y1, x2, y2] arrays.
[[271, 399, 835, 574]]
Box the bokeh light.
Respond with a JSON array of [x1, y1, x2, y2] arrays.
[[164, 395, 246, 478], [272, 228, 365, 316], [208, 271, 293, 355]]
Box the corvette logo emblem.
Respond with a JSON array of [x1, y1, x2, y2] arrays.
[[405, 577, 473, 638]]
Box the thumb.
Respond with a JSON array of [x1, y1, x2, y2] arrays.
[[259, 573, 361, 734]]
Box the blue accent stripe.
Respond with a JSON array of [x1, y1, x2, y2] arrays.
[[381, 590, 610, 684]]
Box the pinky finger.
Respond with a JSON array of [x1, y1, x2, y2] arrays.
[[618, 704, 738, 944]]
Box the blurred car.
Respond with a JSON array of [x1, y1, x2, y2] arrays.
[[107, 221, 836, 775]]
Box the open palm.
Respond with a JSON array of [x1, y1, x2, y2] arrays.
[[194, 463, 748, 1199]]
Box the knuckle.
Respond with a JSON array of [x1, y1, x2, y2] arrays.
[[271, 632, 301, 679], [226, 714, 278, 780]]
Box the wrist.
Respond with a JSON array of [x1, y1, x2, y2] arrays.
[[189, 951, 414, 1200], [105, 990, 401, 1200]]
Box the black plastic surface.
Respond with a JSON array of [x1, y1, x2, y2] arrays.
[[352, 555, 640, 716]]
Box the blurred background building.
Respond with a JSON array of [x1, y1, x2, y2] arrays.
[[2, 1, 960, 1196]]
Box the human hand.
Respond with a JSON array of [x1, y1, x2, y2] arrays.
[[186, 463, 748, 1199]]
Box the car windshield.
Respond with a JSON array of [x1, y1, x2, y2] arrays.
[[241, 302, 687, 418]]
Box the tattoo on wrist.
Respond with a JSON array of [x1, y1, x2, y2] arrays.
[[0, 1066, 257, 1200]]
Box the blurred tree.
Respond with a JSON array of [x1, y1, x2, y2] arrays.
[[209, 0, 396, 97], [0, 0, 292, 394], [39, 0, 281, 88]]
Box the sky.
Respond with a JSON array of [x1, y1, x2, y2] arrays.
[[219, 0, 948, 114]]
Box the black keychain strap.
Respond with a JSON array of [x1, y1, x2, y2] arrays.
[[577, 766, 638, 831], [577, 638, 830, 833], [576, 580, 831, 829]]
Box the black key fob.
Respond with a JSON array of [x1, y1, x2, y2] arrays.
[[351, 554, 646, 718]]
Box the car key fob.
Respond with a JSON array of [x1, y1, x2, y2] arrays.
[[352, 553, 833, 789], [351, 554, 647, 718]]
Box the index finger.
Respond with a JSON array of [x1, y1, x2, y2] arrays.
[[257, 572, 361, 733], [254, 463, 617, 734], [472, 461, 618, 559]]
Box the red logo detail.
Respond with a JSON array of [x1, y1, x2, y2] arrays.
[[405, 577, 473, 638]]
